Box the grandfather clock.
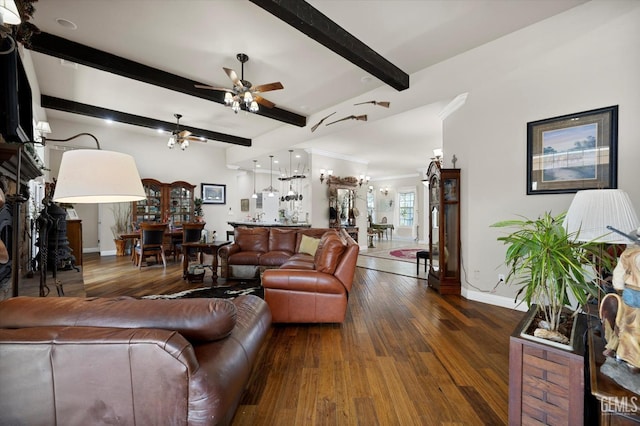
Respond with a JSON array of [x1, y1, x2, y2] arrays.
[[427, 161, 461, 294]]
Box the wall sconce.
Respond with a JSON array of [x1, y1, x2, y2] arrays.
[[359, 175, 370, 187], [319, 168, 333, 184], [368, 185, 373, 194], [380, 188, 389, 196]]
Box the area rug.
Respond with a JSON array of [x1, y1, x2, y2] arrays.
[[143, 281, 263, 300], [389, 248, 422, 260], [360, 247, 426, 264]]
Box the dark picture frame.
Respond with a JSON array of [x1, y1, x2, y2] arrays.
[[201, 183, 226, 204], [526, 105, 618, 195]]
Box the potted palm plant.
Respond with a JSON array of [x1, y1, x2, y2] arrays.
[[492, 210, 607, 344], [492, 211, 611, 425]]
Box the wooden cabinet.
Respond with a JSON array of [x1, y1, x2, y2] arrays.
[[427, 161, 460, 294], [132, 179, 195, 226], [66, 219, 82, 266]]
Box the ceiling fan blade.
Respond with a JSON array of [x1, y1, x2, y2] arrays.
[[178, 130, 192, 139], [224, 67, 244, 88], [186, 136, 207, 142], [255, 95, 275, 109], [194, 84, 233, 92], [252, 82, 284, 93]]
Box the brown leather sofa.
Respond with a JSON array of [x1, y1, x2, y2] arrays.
[[219, 227, 359, 323], [0, 294, 271, 425], [219, 227, 335, 279]]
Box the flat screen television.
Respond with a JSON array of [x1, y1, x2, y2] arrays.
[[0, 36, 33, 143]]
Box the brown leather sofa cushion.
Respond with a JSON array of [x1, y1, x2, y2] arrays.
[[269, 228, 297, 253], [314, 231, 346, 274], [235, 227, 269, 253], [0, 296, 237, 343]]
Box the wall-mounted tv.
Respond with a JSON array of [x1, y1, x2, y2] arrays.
[[0, 36, 33, 143]]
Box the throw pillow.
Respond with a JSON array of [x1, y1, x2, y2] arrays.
[[298, 234, 321, 256]]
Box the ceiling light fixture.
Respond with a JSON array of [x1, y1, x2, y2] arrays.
[[251, 159, 258, 199], [195, 53, 283, 115], [167, 113, 205, 150], [319, 168, 333, 184]]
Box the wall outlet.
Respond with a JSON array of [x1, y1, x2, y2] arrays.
[[498, 274, 505, 282]]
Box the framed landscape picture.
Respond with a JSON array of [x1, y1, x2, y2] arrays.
[[526, 105, 618, 195], [201, 183, 226, 204]]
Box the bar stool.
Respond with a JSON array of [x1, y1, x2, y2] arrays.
[[416, 250, 429, 274]]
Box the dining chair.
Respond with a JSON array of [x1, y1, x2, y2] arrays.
[[135, 223, 168, 269], [177, 222, 206, 262]]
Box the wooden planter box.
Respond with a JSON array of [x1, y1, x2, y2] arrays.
[[509, 308, 587, 425]]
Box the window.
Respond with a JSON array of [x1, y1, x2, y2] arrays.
[[367, 190, 375, 221], [399, 191, 414, 227]]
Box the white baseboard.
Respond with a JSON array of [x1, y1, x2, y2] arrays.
[[100, 249, 117, 256], [462, 288, 528, 312], [83, 247, 99, 253]]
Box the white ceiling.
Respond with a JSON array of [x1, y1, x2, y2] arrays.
[[26, 0, 586, 179]]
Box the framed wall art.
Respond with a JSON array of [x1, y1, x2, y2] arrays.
[[201, 183, 226, 204], [240, 198, 249, 212], [526, 105, 618, 195]]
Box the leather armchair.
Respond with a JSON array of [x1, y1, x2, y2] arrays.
[[262, 229, 359, 323]]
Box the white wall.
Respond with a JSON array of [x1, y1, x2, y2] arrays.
[[438, 1, 640, 307]]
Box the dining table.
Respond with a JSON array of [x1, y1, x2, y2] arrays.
[[118, 229, 184, 262]]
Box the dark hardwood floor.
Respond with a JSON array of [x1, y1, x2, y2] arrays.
[[18, 252, 524, 425]]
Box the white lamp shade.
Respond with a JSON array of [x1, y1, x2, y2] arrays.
[[53, 150, 146, 203], [564, 189, 640, 243], [0, 0, 20, 25]]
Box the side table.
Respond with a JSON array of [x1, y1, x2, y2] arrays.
[[182, 241, 231, 282]]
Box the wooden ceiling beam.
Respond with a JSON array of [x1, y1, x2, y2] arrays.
[[41, 96, 252, 147], [28, 32, 306, 128], [249, 0, 409, 91]]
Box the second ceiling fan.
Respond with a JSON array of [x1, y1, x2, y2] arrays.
[[195, 53, 283, 113]]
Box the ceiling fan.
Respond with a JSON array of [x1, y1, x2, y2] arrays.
[[195, 53, 283, 113], [167, 114, 205, 150]]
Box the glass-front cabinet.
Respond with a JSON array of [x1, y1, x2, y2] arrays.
[[132, 179, 195, 227], [427, 161, 461, 294]]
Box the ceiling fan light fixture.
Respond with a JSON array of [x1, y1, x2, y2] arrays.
[[244, 91, 253, 103], [250, 101, 259, 113], [180, 140, 189, 150], [224, 92, 233, 105], [167, 135, 176, 149], [232, 100, 241, 113]]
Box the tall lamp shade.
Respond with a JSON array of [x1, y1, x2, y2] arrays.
[[564, 189, 640, 243], [52, 150, 146, 203]]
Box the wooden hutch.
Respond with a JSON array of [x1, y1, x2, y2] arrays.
[[132, 179, 195, 227]]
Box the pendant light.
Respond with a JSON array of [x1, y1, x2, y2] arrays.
[[287, 150, 295, 196], [251, 159, 258, 199], [268, 155, 275, 197]]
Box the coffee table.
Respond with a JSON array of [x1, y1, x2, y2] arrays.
[[182, 241, 231, 282]]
